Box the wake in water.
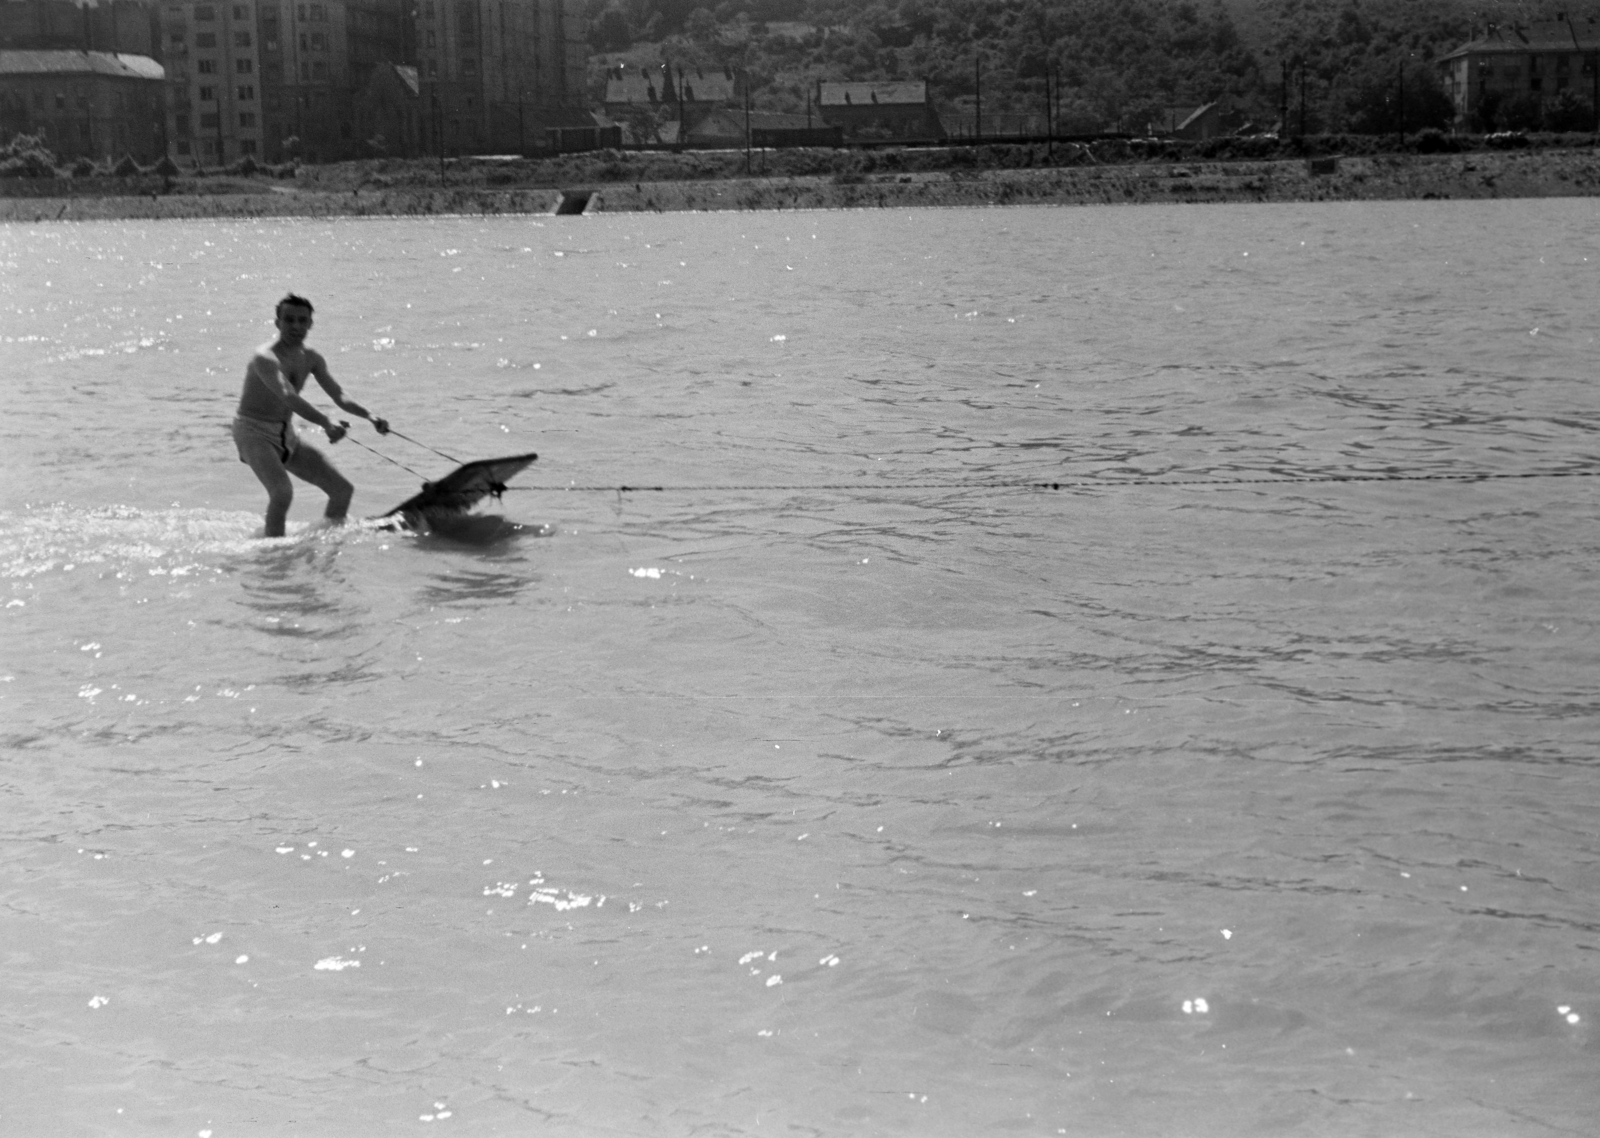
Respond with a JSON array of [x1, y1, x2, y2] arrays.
[[0, 504, 385, 581], [0, 504, 552, 582]]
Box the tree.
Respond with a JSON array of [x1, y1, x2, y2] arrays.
[[1543, 88, 1595, 132]]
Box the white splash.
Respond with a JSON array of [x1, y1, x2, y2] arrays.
[[314, 956, 361, 971]]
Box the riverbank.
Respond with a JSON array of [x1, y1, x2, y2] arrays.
[[4, 142, 1600, 220]]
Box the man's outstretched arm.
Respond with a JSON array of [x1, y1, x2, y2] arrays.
[[310, 355, 389, 433]]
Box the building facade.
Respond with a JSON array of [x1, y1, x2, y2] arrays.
[[1439, 18, 1600, 129], [415, 0, 590, 155], [0, 48, 165, 161], [817, 81, 944, 143], [0, 0, 159, 57], [157, 0, 589, 166]]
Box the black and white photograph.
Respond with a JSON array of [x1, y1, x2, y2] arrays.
[[3, 1, 1598, 1134]]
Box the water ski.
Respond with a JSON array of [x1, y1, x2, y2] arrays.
[[378, 452, 538, 533]]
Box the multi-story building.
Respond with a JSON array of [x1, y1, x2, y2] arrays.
[[0, 48, 165, 162], [1439, 17, 1600, 128], [161, 2, 267, 163], [158, 1, 589, 164], [161, 1, 402, 164], [415, 0, 591, 156], [0, 0, 159, 57]]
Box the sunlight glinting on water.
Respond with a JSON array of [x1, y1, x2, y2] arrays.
[[2, 201, 1599, 1136]]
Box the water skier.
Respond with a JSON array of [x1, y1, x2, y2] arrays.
[[232, 293, 389, 537]]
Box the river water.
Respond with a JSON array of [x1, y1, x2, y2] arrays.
[[3, 199, 1599, 1137]]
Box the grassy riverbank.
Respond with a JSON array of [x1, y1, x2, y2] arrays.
[[5, 135, 1600, 221]]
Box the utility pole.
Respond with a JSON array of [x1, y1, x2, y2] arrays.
[[1300, 60, 1307, 137], [1281, 59, 1289, 136], [975, 55, 982, 140], [1397, 58, 1405, 144]]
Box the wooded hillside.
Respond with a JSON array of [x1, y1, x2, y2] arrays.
[[583, 0, 1600, 134]]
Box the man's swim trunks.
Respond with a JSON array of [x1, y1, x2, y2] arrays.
[[232, 414, 299, 465]]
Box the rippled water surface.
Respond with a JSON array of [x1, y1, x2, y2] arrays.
[[3, 200, 1600, 1137]]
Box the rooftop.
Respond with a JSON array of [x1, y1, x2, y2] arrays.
[[0, 49, 163, 79]]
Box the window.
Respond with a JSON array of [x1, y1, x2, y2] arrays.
[[199, 85, 216, 100], [1531, 77, 1543, 91], [169, 31, 186, 45], [237, 85, 255, 100], [426, 30, 435, 47], [426, 58, 437, 76], [80, 123, 91, 141], [233, 4, 249, 18], [240, 138, 257, 153], [299, 62, 309, 79], [264, 62, 281, 79], [175, 113, 190, 133], [234, 31, 252, 47], [310, 3, 325, 20], [239, 111, 256, 126], [200, 111, 219, 127], [176, 139, 191, 155], [1557, 54, 1571, 73], [313, 61, 328, 79], [311, 31, 326, 49], [462, 58, 476, 76], [236, 58, 253, 73], [198, 59, 215, 73], [195, 4, 215, 19], [424, 1, 434, 17], [55, 92, 66, 109]]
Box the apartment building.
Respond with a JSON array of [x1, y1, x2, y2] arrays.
[[1439, 18, 1600, 127], [415, 0, 590, 155], [158, 1, 587, 165], [0, 48, 165, 162]]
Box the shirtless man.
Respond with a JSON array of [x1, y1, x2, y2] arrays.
[[233, 293, 389, 537]]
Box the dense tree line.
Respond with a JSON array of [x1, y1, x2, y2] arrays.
[[582, 0, 1600, 134]]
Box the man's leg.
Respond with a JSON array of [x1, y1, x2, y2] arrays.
[[239, 443, 295, 537], [286, 443, 355, 523]]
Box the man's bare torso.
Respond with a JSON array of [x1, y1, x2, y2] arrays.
[[237, 343, 317, 421]]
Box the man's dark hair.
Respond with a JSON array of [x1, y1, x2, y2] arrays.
[[276, 293, 314, 316]]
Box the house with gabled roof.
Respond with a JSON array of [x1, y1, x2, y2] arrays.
[[816, 80, 943, 142], [353, 61, 419, 157]]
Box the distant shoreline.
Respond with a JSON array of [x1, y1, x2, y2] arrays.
[[4, 146, 1599, 221]]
